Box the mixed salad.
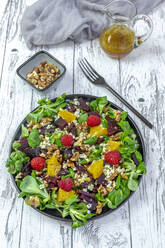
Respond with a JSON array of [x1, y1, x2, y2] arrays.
[[6, 94, 146, 228]]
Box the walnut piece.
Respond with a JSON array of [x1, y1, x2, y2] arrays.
[[40, 117, 52, 126], [66, 160, 75, 168], [39, 152, 46, 158], [77, 122, 88, 132], [108, 170, 119, 181], [114, 110, 122, 122], [54, 150, 62, 163], [106, 187, 113, 193], [111, 132, 122, 141], [26, 61, 60, 90], [70, 152, 79, 162], [96, 201, 103, 214], [121, 173, 128, 180], [98, 184, 107, 196], [47, 144, 58, 152], [27, 196, 40, 207]]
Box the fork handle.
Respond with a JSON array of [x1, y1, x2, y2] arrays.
[[104, 82, 153, 129]]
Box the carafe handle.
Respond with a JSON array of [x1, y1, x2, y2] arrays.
[[132, 15, 153, 48]]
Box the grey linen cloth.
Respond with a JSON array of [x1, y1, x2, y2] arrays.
[[21, 0, 164, 49]]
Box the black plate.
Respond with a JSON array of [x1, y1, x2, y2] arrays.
[[10, 94, 145, 222]]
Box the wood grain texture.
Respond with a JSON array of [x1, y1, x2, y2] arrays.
[[119, 4, 165, 248], [0, 0, 165, 247]]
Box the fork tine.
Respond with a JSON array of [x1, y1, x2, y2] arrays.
[[81, 59, 98, 80], [83, 58, 100, 78], [78, 61, 95, 82]]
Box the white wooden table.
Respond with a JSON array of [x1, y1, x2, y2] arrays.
[[0, 1, 165, 247]]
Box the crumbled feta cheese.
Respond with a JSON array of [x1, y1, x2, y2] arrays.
[[103, 164, 115, 178], [63, 163, 67, 169], [79, 153, 88, 159], [88, 184, 94, 191], [39, 184, 45, 190], [46, 124, 53, 129], [86, 203, 92, 209], [73, 99, 79, 105], [74, 109, 80, 117]]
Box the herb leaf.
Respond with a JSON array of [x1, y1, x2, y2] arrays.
[[78, 112, 88, 123], [21, 124, 29, 138], [6, 150, 30, 174], [28, 129, 41, 148], [26, 94, 66, 124], [83, 136, 97, 145], [90, 96, 108, 114], [128, 178, 138, 191], [20, 176, 49, 199]]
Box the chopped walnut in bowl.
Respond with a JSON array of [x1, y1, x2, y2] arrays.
[[16, 50, 66, 91], [26, 61, 60, 90]]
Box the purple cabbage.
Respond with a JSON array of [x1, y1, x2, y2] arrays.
[[75, 163, 86, 173], [88, 111, 100, 117], [54, 118, 68, 130], [105, 116, 121, 136], [132, 153, 139, 166], [96, 137, 105, 144], [40, 127, 54, 136], [67, 123, 78, 136], [63, 149, 73, 160], [23, 147, 41, 158], [78, 98, 90, 112], [21, 162, 32, 176], [18, 138, 41, 158], [96, 173, 108, 187], [66, 103, 76, 112], [78, 190, 97, 211]]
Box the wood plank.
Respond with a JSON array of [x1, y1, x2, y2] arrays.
[[72, 40, 132, 248], [119, 4, 165, 248], [0, 0, 74, 248], [0, 0, 12, 83]]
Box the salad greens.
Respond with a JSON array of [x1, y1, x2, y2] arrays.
[[6, 150, 30, 174], [78, 112, 88, 123], [6, 94, 146, 229], [90, 96, 108, 114], [83, 136, 97, 145], [26, 93, 67, 124], [19, 175, 49, 199], [50, 130, 65, 148], [28, 129, 41, 148], [47, 194, 95, 228], [89, 146, 103, 161], [21, 124, 29, 138]]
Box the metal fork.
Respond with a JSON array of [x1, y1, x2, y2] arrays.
[[78, 58, 153, 129]]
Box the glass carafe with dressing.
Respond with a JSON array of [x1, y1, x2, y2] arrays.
[[99, 0, 153, 58]]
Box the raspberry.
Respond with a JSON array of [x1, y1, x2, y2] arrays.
[[30, 157, 45, 170], [61, 134, 74, 146], [87, 115, 101, 127], [58, 177, 73, 191], [105, 150, 120, 165]]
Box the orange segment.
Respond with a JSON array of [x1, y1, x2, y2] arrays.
[[89, 125, 108, 137], [87, 159, 103, 179], [106, 140, 122, 152], [59, 109, 76, 123], [47, 155, 61, 176], [57, 188, 75, 202]]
